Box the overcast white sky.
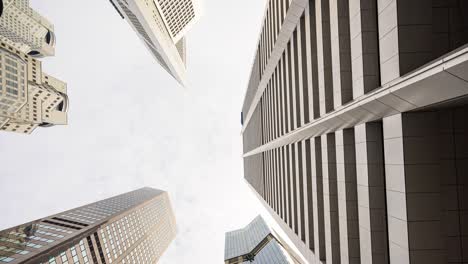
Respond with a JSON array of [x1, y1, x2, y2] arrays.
[[0, 0, 305, 263]]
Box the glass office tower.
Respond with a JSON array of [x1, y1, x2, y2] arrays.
[[0, 187, 176, 264], [224, 216, 302, 264]]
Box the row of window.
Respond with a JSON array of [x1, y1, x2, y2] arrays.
[[0, 256, 14, 263], [8, 231, 54, 243], [157, 0, 195, 36], [46, 239, 89, 264], [0, 245, 29, 256], [100, 194, 173, 263], [0, 224, 69, 261], [0, 237, 42, 249], [37, 224, 73, 234]]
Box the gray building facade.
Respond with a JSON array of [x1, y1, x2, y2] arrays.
[[224, 215, 302, 264], [0, 188, 176, 264], [241, 0, 468, 263]]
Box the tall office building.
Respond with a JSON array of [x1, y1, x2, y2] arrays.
[[224, 215, 302, 264], [0, 0, 68, 134], [241, 0, 468, 263], [0, 187, 177, 264], [109, 0, 201, 86]]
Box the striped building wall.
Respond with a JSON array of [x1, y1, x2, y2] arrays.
[[241, 0, 468, 263]]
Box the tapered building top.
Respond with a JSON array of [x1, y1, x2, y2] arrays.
[[109, 0, 202, 86], [0, 187, 177, 264], [224, 216, 302, 264]]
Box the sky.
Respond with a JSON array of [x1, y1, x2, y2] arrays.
[[0, 0, 302, 263]]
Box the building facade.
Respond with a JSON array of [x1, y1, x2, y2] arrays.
[[224, 215, 302, 264], [241, 1, 468, 264], [0, 187, 177, 264], [0, 40, 68, 134], [0, 0, 56, 58], [109, 0, 201, 86], [0, 0, 67, 134]]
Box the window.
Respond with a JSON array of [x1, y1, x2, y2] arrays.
[[0, 257, 15, 263]]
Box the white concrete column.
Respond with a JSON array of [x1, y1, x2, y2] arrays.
[[377, 0, 399, 85], [259, 28, 265, 75], [305, 0, 320, 120], [299, 13, 311, 125], [304, 139, 314, 251], [377, 0, 432, 85], [285, 47, 292, 134], [355, 122, 389, 264], [279, 146, 285, 221], [272, 71, 278, 142], [311, 137, 326, 262], [266, 3, 272, 60], [322, 133, 341, 264], [349, 0, 380, 98], [270, 150, 274, 209], [283, 145, 291, 227], [383, 113, 442, 264], [288, 144, 296, 231], [303, 2, 314, 123], [279, 57, 286, 137], [273, 149, 277, 212], [265, 86, 270, 143], [330, 0, 353, 107], [297, 141, 307, 243], [272, 0, 278, 46], [260, 99, 266, 146], [290, 34, 298, 131], [296, 20, 306, 128], [269, 150, 274, 208], [265, 150, 270, 206], [267, 84, 273, 142], [274, 68, 281, 138], [276, 148, 281, 215], [316, 0, 334, 115], [267, 151, 274, 210], [336, 128, 360, 264], [292, 142, 300, 236]]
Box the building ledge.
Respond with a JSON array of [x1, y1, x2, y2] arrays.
[[244, 44, 468, 157]]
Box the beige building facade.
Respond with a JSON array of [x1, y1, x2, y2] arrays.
[[109, 0, 201, 86], [0, 187, 176, 264], [241, 0, 468, 264], [0, 0, 55, 58], [0, 41, 67, 134], [0, 0, 67, 134]]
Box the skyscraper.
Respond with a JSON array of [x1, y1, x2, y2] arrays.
[[0, 0, 68, 134], [0, 187, 177, 264], [224, 215, 302, 264], [241, 1, 468, 263], [109, 0, 201, 86], [0, 40, 68, 134]]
